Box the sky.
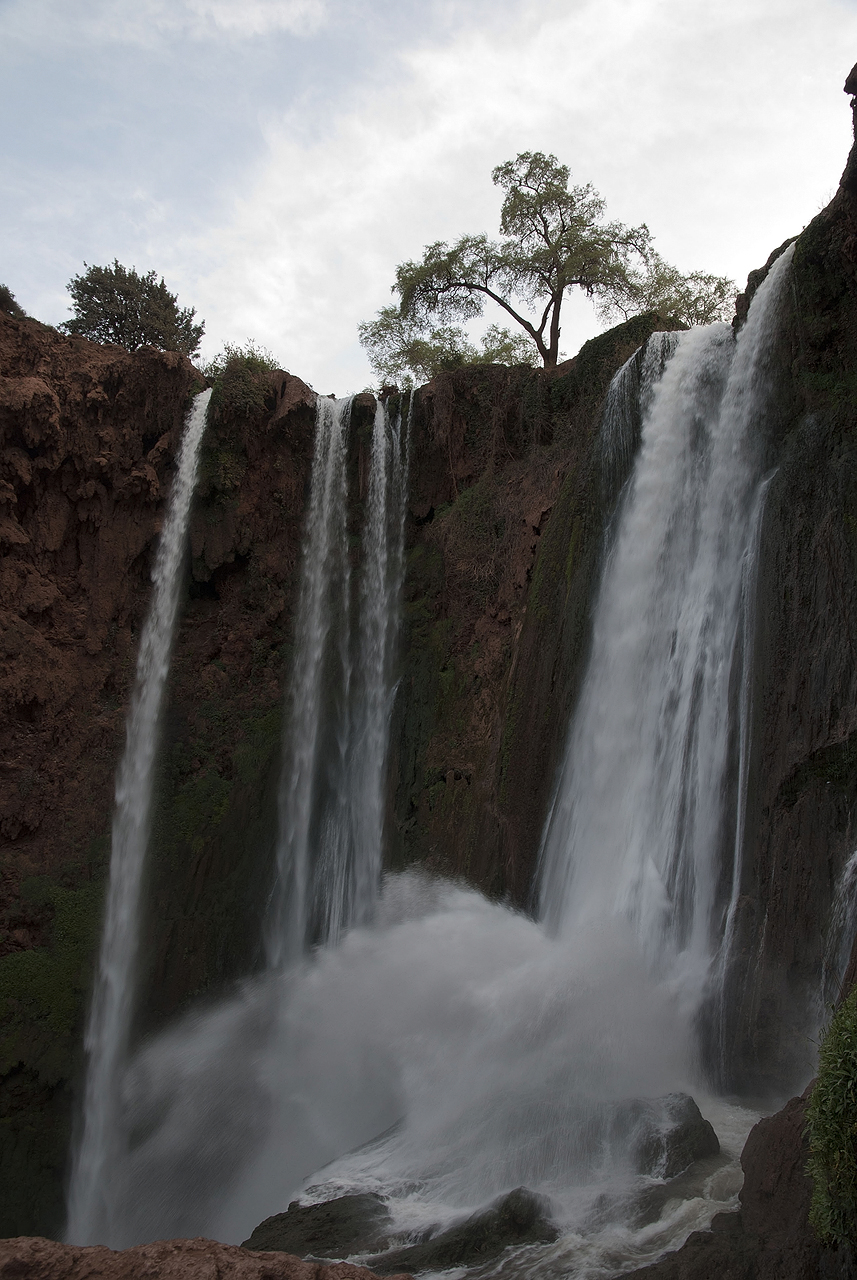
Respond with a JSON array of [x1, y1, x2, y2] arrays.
[[2, 0, 856, 393]]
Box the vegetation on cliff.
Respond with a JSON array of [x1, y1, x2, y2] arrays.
[[60, 260, 204, 358], [360, 151, 734, 382], [0, 283, 26, 318], [807, 989, 857, 1251]]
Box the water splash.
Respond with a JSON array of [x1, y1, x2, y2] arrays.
[[66, 388, 211, 1245]]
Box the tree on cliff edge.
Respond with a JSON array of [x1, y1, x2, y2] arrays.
[[360, 152, 734, 381], [61, 260, 204, 358]]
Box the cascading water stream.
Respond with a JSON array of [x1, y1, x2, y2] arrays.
[[345, 396, 410, 935], [267, 393, 409, 961], [267, 395, 354, 966], [539, 247, 794, 1017], [66, 388, 211, 1245]]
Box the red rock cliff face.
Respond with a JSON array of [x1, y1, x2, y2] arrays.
[[0, 316, 199, 897]]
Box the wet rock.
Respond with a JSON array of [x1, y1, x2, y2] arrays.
[[366, 1186, 558, 1275], [243, 1193, 393, 1258], [628, 1093, 720, 1179], [0, 1235, 412, 1280]]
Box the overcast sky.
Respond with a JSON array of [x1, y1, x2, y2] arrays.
[[2, 0, 856, 392]]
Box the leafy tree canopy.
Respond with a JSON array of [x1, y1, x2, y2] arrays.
[[360, 152, 735, 383], [358, 307, 538, 386], [61, 260, 204, 359]]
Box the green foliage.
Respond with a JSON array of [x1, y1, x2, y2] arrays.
[[60, 259, 204, 357], [204, 340, 280, 419], [373, 151, 652, 371], [358, 307, 538, 385], [807, 988, 857, 1248], [601, 250, 735, 326], [361, 150, 734, 378], [0, 284, 26, 318]]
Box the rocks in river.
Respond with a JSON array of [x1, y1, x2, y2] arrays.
[[242, 1193, 393, 1257], [366, 1187, 558, 1275], [623, 1093, 720, 1179]]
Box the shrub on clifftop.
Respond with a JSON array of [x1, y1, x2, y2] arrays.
[[0, 284, 26, 317], [807, 987, 857, 1251]]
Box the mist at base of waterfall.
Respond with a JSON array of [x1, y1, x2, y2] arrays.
[[103, 871, 757, 1275]]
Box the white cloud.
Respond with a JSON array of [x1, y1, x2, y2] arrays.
[[184, 0, 857, 390], [1, 0, 329, 47]]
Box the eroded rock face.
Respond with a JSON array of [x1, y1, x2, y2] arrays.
[[0, 1236, 412, 1280], [0, 316, 201, 1236], [0, 318, 321, 1236]]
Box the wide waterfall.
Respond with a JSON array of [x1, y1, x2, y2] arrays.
[[66, 388, 212, 1245], [67, 247, 797, 1276]]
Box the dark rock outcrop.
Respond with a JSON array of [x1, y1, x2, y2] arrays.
[[365, 1187, 558, 1275], [243, 1194, 392, 1258], [0, 1235, 412, 1280], [627, 1094, 720, 1179]]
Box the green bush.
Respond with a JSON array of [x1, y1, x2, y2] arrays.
[[807, 987, 857, 1248], [204, 341, 280, 419], [60, 260, 204, 357], [0, 284, 26, 318]]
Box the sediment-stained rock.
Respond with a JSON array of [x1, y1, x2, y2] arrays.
[[0, 1235, 411, 1280]]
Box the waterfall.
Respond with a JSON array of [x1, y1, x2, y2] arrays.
[[66, 252, 796, 1274], [66, 388, 211, 1245], [267, 396, 353, 967], [346, 395, 410, 935], [267, 393, 409, 964], [538, 247, 794, 1026], [90, 392, 411, 1247]]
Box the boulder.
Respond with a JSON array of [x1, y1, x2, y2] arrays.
[[366, 1186, 558, 1275], [242, 1193, 392, 1258], [625, 1093, 720, 1179]]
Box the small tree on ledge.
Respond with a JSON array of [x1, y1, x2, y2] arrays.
[[61, 260, 204, 359]]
